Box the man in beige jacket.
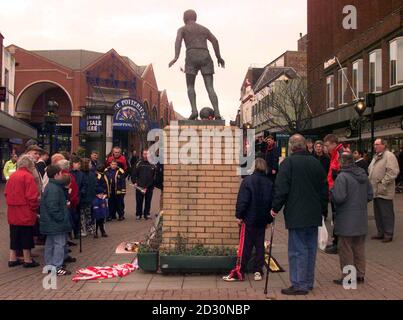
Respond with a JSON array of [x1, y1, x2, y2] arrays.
[[368, 139, 400, 242]]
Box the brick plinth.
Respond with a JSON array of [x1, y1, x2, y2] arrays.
[[161, 124, 241, 250]]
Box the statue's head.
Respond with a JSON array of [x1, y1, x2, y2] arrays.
[[183, 10, 197, 24]]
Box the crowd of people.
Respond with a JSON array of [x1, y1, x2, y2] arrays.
[[227, 134, 400, 296], [1, 134, 401, 290], [2, 142, 163, 276]]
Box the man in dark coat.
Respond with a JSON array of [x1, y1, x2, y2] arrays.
[[90, 151, 99, 174], [104, 160, 126, 221], [131, 150, 156, 220], [314, 140, 330, 219], [353, 150, 369, 175], [272, 134, 328, 295], [314, 140, 330, 174], [264, 135, 280, 182], [40, 165, 73, 276], [223, 158, 273, 282], [35, 151, 49, 179], [332, 152, 373, 285]]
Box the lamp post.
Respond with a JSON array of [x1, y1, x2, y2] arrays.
[[139, 118, 147, 151], [354, 98, 366, 152], [365, 93, 376, 157], [45, 98, 59, 155]]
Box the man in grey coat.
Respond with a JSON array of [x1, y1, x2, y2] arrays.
[[368, 139, 400, 242], [332, 152, 373, 285]]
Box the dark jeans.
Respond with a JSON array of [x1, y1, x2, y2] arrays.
[[108, 194, 125, 219], [136, 188, 154, 218], [288, 227, 318, 291], [240, 224, 266, 275]]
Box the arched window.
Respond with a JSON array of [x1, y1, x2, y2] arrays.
[[152, 106, 158, 121], [143, 101, 149, 117]]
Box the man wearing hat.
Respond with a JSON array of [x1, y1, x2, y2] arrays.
[[24, 145, 45, 196], [24, 144, 46, 246]]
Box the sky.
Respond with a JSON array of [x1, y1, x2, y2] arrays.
[[0, 0, 307, 121]]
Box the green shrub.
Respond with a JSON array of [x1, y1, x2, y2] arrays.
[[160, 243, 237, 257]]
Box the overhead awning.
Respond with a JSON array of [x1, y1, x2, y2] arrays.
[[0, 110, 37, 139]]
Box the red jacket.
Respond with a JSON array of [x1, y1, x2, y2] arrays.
[[61, 169, 79, 209], [4, 167, 39, 226], [328, 144, 344, 190], [106, 155, 128, 172]]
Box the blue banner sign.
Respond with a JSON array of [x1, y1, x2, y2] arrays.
[[113, 98, 147, 131]]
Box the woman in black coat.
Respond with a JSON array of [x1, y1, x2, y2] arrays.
[[223, 158, 274, 282]]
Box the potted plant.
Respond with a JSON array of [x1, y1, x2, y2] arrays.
[[159, 235, 238, 274], [137, 244, 159, 272]]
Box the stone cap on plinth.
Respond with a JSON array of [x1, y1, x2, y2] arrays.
[[178, 119, 226, 126]]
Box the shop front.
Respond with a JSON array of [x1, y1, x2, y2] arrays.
[[311, 87, 403, 156], [0, 109, 37, 180], [83, 98, 151, 164], [335, 115, 403, 153]]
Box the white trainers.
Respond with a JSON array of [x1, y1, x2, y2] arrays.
[[254, 272, 262, 281], [223, 274, 242, 282]]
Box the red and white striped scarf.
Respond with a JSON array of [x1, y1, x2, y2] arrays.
[[72, 260, 138, 282]]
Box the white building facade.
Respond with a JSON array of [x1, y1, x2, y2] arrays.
[[1, 46, 16, 115]]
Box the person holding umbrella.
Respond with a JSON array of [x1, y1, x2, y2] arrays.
[[223, 158, 274, 282]]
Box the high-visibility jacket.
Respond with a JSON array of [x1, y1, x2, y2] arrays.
[[3, 160, 17, 181]]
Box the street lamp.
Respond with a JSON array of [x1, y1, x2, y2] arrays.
[[139, 118, 147, 151], [44, 98, 59, 155], [354, 98, 366, 152], [365, 93, 376, 157]]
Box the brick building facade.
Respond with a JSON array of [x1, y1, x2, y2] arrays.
[[239, 34, 307, 131], [9, 45, 177, 157], [308, 0, 403, 151]]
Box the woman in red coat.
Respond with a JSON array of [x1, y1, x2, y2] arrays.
[[4, 155, 40, 268]]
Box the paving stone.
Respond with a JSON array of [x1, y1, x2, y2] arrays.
[[0, 185, 401, 300]]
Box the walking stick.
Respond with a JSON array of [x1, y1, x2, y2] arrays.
[[79, 208, 82, 253], [264, 218, 276, 295]]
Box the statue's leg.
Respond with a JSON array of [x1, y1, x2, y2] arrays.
[[203, 74, 221, 119], [186, 74, 198, 120]]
